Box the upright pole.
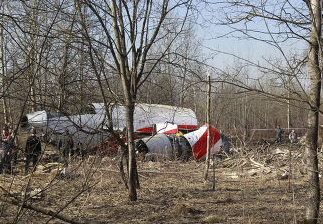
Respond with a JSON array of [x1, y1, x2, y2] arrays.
[[204, 71, 211, 181]]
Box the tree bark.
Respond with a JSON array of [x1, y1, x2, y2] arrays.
[[305, 0, 321, 223], [125, 102, 138, 201], [0, 24, 9, 124]]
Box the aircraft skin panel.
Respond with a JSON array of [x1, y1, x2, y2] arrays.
[[23, 103, 198, 152], [177, 125, 198, 130], [138, 104, 197, 128], [135, 125, 198, 133], [184, 124, 221, 160], [134, 127, 154, 133], [156, 123, 178, 134], [135, 124, 222, 161], [133, 104, 197, 132], [110, 103, 198, 133], [46, 113, 110, 149], [92, 103, 105, 113], [211, 139, 223, 155], [47, 112, 105, 134], [26, 110, 48, 129], [162, 129, 179, 134], [143, 134, 173, 159]]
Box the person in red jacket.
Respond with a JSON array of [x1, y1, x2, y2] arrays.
[[0, 127, 13, 174]]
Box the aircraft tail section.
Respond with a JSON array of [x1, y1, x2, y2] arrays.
[[184, 124, 222, 160]]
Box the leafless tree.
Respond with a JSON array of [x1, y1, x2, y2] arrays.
[[207, 0, 321, 222], [305, 1, 321, 222], [74, 0, 196, 201]]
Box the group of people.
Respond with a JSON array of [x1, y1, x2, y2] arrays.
[[275, 125, 298, 145], [0, 126, 43, 175], [0, 126, 80, 175]]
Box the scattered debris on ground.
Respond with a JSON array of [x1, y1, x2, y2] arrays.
[[0, 138, 320, 223]]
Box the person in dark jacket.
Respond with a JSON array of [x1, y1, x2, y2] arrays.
[[25, 128, 42, 174], [275, 125, 283, 145], [58, 129, 74, 166]]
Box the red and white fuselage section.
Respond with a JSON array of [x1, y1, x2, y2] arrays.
[[184, 124, 222, 160], [136, 123, 222, 160]]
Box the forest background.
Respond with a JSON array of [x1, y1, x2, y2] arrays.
[[0, 1, 310, 134]]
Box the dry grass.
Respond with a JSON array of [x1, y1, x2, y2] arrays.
[[0, 139, 320, 223]]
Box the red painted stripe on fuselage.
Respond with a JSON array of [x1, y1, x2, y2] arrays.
[[192, 125, 221, 160], [136, 125, 198, 133]]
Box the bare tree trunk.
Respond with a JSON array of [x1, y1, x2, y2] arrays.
[[0, 1, 9, 124], [27, 0, 40, 112], [126, 102, 138, 201], [58, 38, 71, 111], [305, 0, 321, 223], [109, 0, 141, 201], [0, 24, 8, 124], [58, 7, 77, 111], [122, 87, 141, 200]]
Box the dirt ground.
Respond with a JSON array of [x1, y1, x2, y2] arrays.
[[0, 136, 320, 224]]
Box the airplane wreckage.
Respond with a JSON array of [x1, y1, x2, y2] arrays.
[[21, 103, 223, 160]]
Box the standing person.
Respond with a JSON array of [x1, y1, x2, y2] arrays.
[[58, 129, 74, 166], [275, 125, 283, 145], [289, 129, 298, 143], [75, 142, 87, 160], [25, 128, 42, 174], [0, 127, 13, 174], [8, 126, 18, 167]]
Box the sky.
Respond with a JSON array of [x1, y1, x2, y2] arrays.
[[193, 1, 309, 72], [204, 37, 308, 71]]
